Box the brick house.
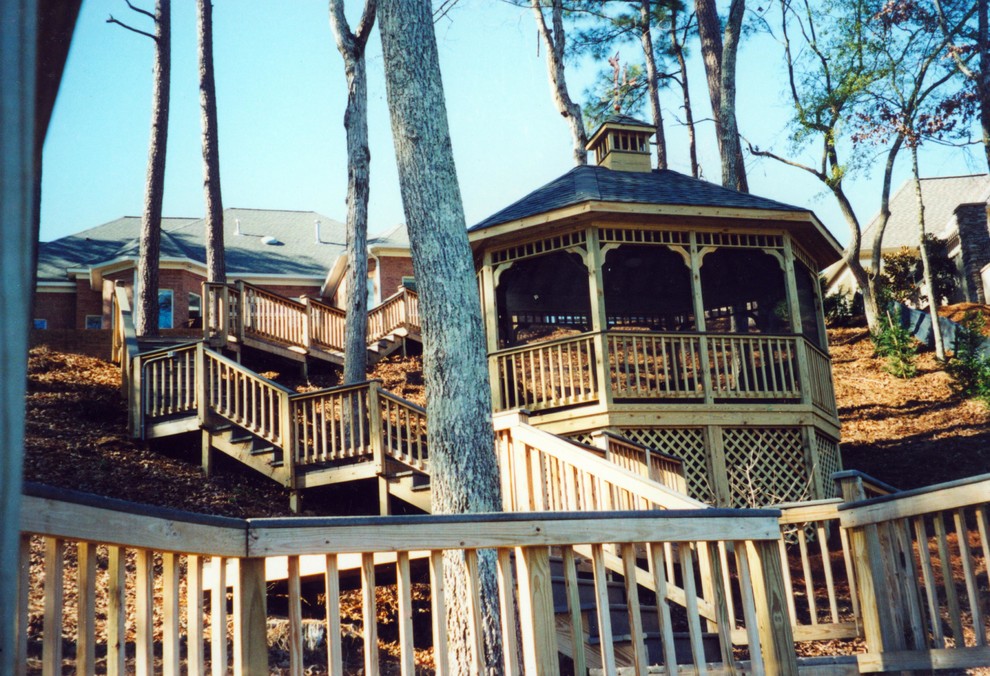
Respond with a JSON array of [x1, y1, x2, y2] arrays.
[[823, 174, 990, 303], [34, 207, 411, 337]]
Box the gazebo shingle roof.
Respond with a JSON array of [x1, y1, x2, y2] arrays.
[[470, 165, 809, 232]]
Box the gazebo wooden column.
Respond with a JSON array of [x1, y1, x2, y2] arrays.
[[584, 227, 613, 408]]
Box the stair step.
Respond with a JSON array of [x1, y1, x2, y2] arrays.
[[205, 422, 233, 434], [250, 445, 276, 456], [229, 434, 254, 445]]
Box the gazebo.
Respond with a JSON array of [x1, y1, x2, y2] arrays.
[[470, 117, 844, 507]]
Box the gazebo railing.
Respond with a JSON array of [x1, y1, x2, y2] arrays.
[[491, 329, 831, 413]]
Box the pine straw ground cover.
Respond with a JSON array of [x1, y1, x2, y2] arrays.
[[21, 334, 990, 672]]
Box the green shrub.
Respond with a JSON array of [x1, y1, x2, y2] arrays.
[[945, 312, 990, 406], [871, 306, 918, 379], [880, 235, 958, 307]]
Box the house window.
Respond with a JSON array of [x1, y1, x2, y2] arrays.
[[188, 292, 202, 320], [85, 315, 103, 330], [401, 276, 416, 292], [33, 319, 47, 330], [159, 289, 174, 329]]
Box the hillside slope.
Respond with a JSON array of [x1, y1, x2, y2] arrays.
[[22, 331, 990, 512]]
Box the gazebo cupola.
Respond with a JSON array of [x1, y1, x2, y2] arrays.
[[587, 116, 654, 172]]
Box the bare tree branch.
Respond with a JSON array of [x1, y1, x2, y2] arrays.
[[107, 15, 157, 41], [124, 0, 156, 21]]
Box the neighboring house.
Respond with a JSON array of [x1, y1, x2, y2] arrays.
[[34, 208, 411, 332], [823, 174, 990, 303], [469, 116, 845, 508]]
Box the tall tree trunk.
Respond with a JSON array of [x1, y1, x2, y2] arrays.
[[979, 0, 990, 172], [377, 0, 504, 672], [910, 145, 946, 360], [329, 0, 376, 386], [197, 0, 225, 284], [694, 0, 747, 189], [532, 0, 588, 166], [719, 0, 746, 191], [135, 0, 170, 337], [640, 0, 667, 169], [867, 134, 904, 325], [0, 3, 38, 670], [670, 7, 699, 176]]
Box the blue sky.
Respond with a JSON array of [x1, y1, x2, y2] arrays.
[[40, 0, 987, 248]]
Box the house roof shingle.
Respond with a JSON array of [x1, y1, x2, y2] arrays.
[[38, 208, 409, 283], [859, 174, 990, 254]]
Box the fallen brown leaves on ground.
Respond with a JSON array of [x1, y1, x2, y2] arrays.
[[829, 327, 990, 489]]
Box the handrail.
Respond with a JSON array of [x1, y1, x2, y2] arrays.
[[592, 430, 688, 495], [498, 418, 706, 512], [18, 484, 795, 675]]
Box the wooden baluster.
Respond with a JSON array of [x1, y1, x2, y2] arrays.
[[16, 535, 31, 676], [496, 548, 522, 676], [287, 556, 304, 676], [429, 551, 450, 676], [162, 552, 181, 676], [934, 514, 965, 642], [187, 555, 205, 676], [76, 542, 97, 675], [797, 527, 818, 624], [590, 544, 617, 675], [42, 538, 64, 676], [135, 548, 154, 676], [953, 508, 984, 646], [396, 552, 416, 676], [107, 546, 126, 676], [324, 554, 344, 675], [362, 553, 380, 676], [465, 550, 487, 674], [733, 541, 764, 668], [211, 557, 228, 676], [744, 539, 798, 675], [621, 544, 649, 674]]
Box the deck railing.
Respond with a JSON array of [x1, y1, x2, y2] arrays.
[[492, 329, 833, 414], [592, 430, 689, 495], [806, 340, 839, 417], [839, 473, 990, 673], [494, 411, 705, 513], [775, 498, 860, 643], [493, 333, 598, 411], [203, 280, 420, 355], [17, 483, 796, 675]]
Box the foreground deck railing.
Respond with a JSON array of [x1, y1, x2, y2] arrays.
[[490, 329, 837, 418], [839, 473, 990, 673], [17, 483, 796, 675], [203, 280, 420, 355]]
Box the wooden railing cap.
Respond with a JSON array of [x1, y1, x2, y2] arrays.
[[837, 472, 990, 513], [831, 470, 898, 496], [23, 481, 247, 530]]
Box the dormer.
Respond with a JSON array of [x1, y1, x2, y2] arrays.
[[586, 116, 653, 172]]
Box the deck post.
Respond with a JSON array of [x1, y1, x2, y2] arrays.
[[234, 557, 269, 675], [745, 538, 799, 674], [235, 280, 247, 344], [368, 382, 390, 515], [300, 296, 312, 352], [280, 391, 297, 510], [129, 354, 143, 439], [839, 475, 909, 660]]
